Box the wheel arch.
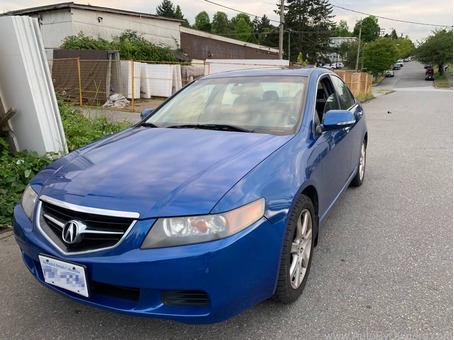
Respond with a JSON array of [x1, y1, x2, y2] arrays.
[[301, 185, 319, 247]]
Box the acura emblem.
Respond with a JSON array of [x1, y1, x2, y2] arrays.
[[62, 220, 86, 244]]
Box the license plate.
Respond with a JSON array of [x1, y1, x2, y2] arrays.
[[38, 255, 89, 297]]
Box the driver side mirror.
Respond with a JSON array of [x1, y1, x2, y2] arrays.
[[140, 108, 154, 120], [321, 110, 356, 131]]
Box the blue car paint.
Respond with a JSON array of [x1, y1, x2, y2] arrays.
[[13, 67, 367, 324], [35, 127, 293, 218]]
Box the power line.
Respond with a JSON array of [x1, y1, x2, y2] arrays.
[[332, 4, 452, 28], [204, 0, 452, 29]]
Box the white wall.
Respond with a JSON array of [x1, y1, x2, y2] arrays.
[[27, 9, 74, 57], [71, 9, 180, 49], [24, 7, 181, 57]]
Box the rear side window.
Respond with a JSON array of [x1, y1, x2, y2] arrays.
[[330, 76, 355, 110]]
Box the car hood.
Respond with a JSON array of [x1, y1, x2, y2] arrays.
[[38, 127, 292, 218]]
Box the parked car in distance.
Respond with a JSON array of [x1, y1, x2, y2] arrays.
[[321, 62, 344, 69], [425, 67, 434, 80], [13, 67, 368, 324], [385, 70, 394, 77], [322, 63, 335, 69], [397, 59, 404, 67], [393, 63, 401, 70]]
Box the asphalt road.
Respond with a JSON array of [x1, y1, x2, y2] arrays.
[[1, 63, 452, 339]]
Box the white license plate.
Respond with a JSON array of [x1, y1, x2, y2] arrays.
[[38, 255, 89, 297]]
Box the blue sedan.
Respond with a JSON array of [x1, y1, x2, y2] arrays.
[[14, 67, 367, 324]]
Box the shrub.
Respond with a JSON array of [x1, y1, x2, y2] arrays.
[[61, 30, 178, 62], [0, 137, 54, 228], [0, 102, 131, 228]]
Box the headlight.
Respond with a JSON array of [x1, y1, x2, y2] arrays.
[[21, 184, 38, 221], [141, 198, 265, 249]]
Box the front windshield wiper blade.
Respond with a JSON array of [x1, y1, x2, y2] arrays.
[[167, 124, 255, 133], [139, 122, 158, 128]]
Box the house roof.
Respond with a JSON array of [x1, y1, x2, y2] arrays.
[[180, 27, 279, 54], [3, 2, 183, 23]]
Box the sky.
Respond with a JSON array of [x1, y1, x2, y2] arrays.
[[1, 0, 452, 44]]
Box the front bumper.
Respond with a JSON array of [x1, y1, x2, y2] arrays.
[[13, 204, 285, 324]]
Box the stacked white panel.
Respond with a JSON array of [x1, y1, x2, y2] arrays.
[[171, 64, 182, 95], [147, 64, 173, 97], [140, 63, 152, 99], [120, 61, 141, 99], [0, 16, 67, 155]]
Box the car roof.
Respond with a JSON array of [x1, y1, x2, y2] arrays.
[[201, 66, 332, 80]]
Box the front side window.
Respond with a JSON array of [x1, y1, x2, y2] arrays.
[[330, 75, 355, 110], [146, 75, 307, 135]]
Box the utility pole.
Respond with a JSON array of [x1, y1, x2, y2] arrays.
[[279, 0, 284, 59], [355, 19, 362, 72]]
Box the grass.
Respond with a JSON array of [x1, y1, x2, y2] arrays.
[[434, 74, 450, 88], [356, 93, 375, 102]]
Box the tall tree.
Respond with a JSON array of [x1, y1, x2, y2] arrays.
[[230, 13, 252, 29], [175, 5, 190, 27], [235, 17, 255, 42], [353, 16, 380, 43], [212, 11, 230, 35], [393, 38, 415, 58], [332, 20, 350, 37], [414, 29, 453, 75], [194, 11, 212, 32], [390, 29, 398, 40], [283, 0, 335, 63], [339, 40, 360, 69], [156, 0, 176, 18], [252, 15, 278, 46], [363, 38, 399, 76], [156, 1, 189, 27], [229, 13, 254, 41]]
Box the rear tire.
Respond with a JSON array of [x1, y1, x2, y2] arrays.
[[274, 195, 315, 304]]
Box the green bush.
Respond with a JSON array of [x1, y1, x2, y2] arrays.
[[0, 138, 54, 228], [0, 102, 131, 228], [61, 30, 178, 62], [59, 100, 130, 151]]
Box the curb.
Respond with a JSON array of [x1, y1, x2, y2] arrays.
[[0, 229, 14, 240]]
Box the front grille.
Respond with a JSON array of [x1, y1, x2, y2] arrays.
[[37, 196, 138, 254], [162, 290, 210, 306]]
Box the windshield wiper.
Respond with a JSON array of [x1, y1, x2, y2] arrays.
[[167, 124, 255, 133], [139, 122, 158, 128]]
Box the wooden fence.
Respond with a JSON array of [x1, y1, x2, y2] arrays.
[[333, 70, 372, 97]]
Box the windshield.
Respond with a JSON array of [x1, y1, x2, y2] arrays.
[[145, 75, 307, 135]]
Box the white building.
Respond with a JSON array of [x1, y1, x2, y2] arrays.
[[5, 2, 182, 60], [327, 36, 357, 64]]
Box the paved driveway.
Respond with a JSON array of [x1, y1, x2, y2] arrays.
[[0, 63, 452, 339]]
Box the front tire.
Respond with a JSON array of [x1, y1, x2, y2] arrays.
[[351, 139, 367, 187], [274, 195, 315, 304]]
